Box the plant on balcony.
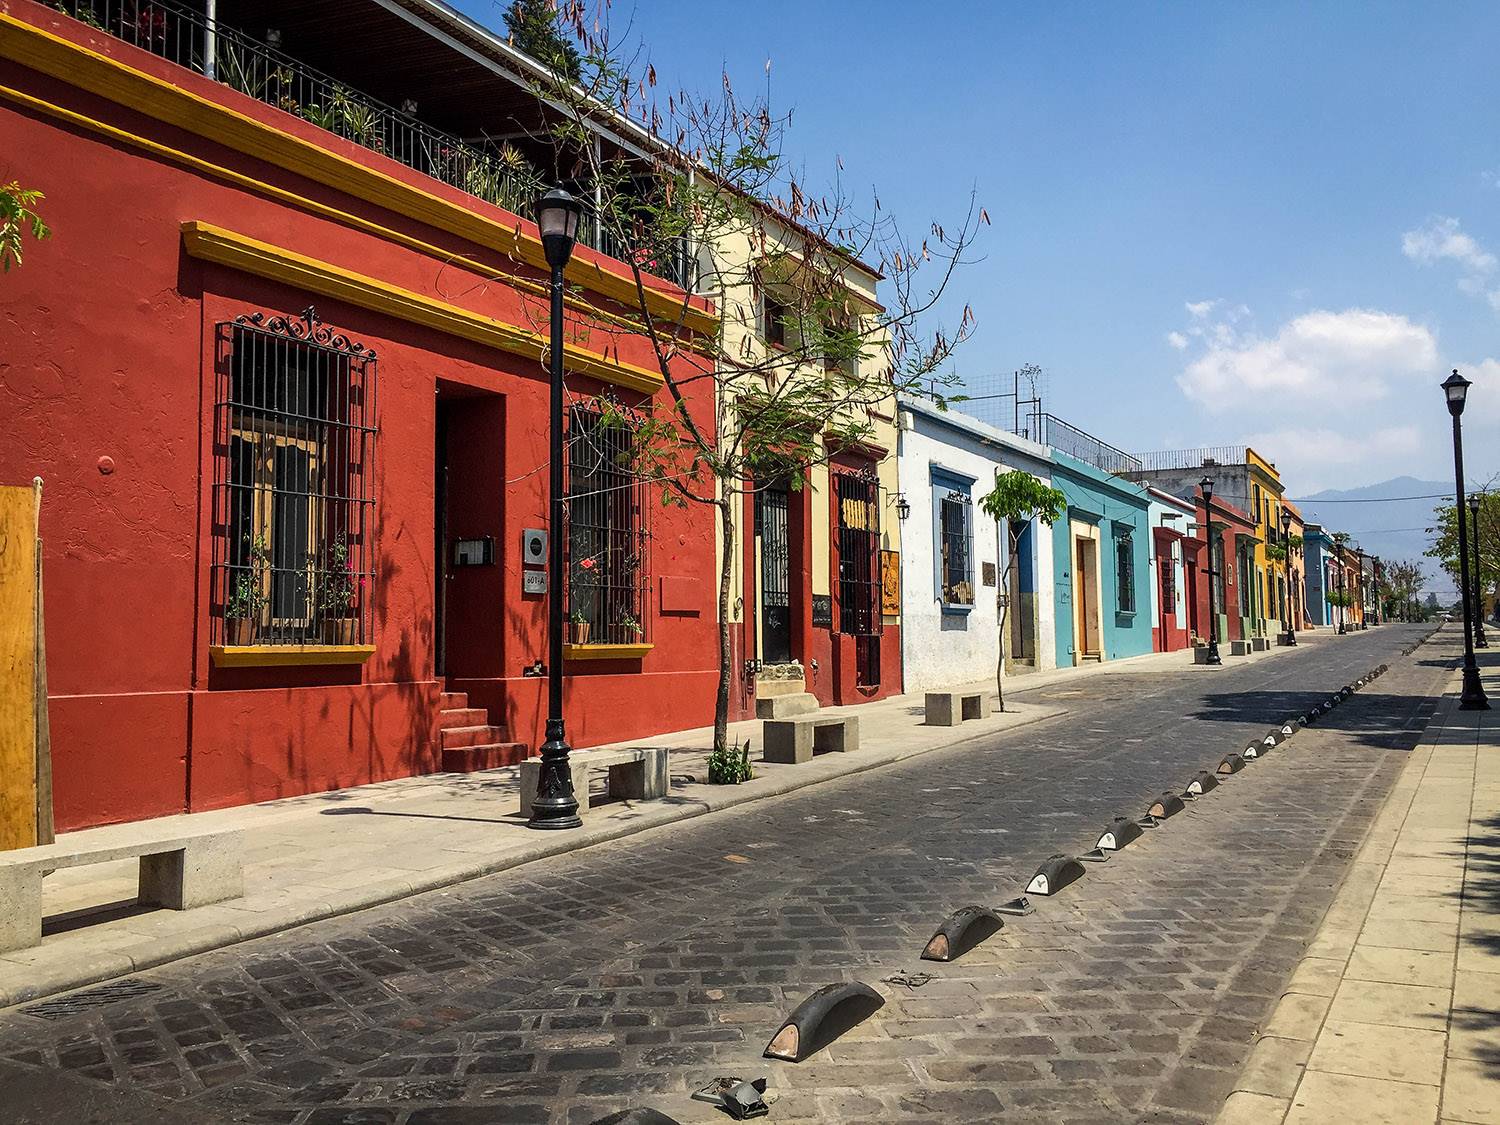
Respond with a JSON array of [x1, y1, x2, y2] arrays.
[[528, 17, 985, 756], [224, 535, 270, 646], [569, 608, 590, 646], [1, 182, 50, 273]]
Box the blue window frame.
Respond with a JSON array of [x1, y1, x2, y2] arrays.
[[931, 467, 976, 611]]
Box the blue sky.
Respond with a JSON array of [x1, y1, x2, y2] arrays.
[[461, 1, 1500, 496]]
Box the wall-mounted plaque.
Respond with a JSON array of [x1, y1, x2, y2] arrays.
[[982, 561, 997, 587], [880, 550, 901, 615], [812, 594, 833, 629]]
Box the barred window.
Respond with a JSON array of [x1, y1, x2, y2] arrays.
[[1115, 534, 1136, 613], [834, 470, 880, 637], [566, 405, 650, 646], [939, 490, 973, 606], [212, 309, 377, 650], [762, 290, 790, 348]]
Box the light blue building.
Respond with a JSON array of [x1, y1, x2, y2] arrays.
[[1302, 523, 1336, 627], [1047, 452, 1154, 666]]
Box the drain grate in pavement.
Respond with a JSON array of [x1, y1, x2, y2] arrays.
[[20, 978, 165, 1021]]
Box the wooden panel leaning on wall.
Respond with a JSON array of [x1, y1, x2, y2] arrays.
[[0, 480, 50, 850]]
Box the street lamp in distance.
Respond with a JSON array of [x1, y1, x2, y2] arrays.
[[529, 187, 587, 829], [1201, 475, 1221, 665], [1469, 493, 1489, 649], [1280, 506, 1296, 646], [1443, 369, 1489, 710]]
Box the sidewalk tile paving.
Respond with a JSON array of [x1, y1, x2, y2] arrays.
[[1215, 644, 1500, 1125]]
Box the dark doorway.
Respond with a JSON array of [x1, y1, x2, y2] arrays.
[[757, 481, 793, 664], [434, 390, 505, 681], [434, 402, 450, 677]]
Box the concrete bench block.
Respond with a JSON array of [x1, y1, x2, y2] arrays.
[[518, 747, 668, 818], [0, 828, 244, 953], [1251, 637, 1270, 652], [763, 715, 860, 764], [1230, 640, 1252, 656], [924, 691, 990, 726], [755, 692, 819, 719]]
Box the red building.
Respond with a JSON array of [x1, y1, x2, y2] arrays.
[[0, 0, 732, 829], [1183, 483, 1256, 646]]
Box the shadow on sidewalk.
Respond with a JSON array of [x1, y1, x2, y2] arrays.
[[1457, 810, 1500, 1081]]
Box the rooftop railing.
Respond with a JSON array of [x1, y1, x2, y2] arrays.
[[49, 0, 695, 290], [1134, 446, 1250, 473], [1013, 411, 1142, 477]]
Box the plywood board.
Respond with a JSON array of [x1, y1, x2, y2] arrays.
[[0, 486, 38, 850]]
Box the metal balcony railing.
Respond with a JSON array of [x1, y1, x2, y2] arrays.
[[1013, 411, 1142, 477], [1134, 446, 1250, 473], [50, 0, 696, 291]]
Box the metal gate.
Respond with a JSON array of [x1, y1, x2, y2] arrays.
[[756, 482, 792, 664], [835, 471, 881, 687]]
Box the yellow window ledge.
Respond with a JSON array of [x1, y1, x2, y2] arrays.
[[211, 644, 376, 667], [563, 643, 653, 661]]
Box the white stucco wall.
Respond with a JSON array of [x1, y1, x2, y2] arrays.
[[1147, 492, 1193, 638], [896, 400, 1056, 694]]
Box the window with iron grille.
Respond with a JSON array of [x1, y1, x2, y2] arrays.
[[1115, 533, 1136, 613], [938, 490, 974, 606], [211, 308, 377, 649], [835, 471, 880, 638], [566, 405, 650, 645]]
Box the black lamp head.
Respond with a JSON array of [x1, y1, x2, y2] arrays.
[[1443, 368, 1472, 417], [534, 187, 584, 270]]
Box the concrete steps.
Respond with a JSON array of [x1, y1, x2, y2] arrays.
[[435, 688, 528, 772]]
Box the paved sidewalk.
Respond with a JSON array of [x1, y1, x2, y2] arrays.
[[1217, 646, 1500, 1125]]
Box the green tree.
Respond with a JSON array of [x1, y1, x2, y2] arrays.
[[503, 0, 581, 80], [525, 13, 984, 754], [1426, 486, 1498, 621], [1, 182, 49, 272], [979, 470, 1066, 711]]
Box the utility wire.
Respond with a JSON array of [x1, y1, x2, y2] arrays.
[[1289, 493, 1450, 503]]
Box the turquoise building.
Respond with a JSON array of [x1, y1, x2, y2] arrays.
[[1047, 452, 1155, 666]]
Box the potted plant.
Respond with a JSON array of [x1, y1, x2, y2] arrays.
[[569, 608, 590, 646], [224, 535, 270, 646], [317, 534, 361, 645], [619, 612, 642, 639]]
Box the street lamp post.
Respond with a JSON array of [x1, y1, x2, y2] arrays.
[[529, 187, 586, 829], [1280, 507, 1297, 646], [1201, 476, 1221, 665], [1470, 493, 1489, 649], [1337, 558, 1346, 635], [1443, 369, 1490, 710], [1356, 546, 1368, 629]]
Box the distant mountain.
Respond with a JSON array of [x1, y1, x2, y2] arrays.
[[1292, 477, 1454, 596]]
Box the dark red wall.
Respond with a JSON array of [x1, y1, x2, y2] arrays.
[[0, 4, 721, 828]]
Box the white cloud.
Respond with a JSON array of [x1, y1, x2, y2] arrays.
[[1402, 216, 1496, 275], [1241, 425, 1421, 468], [1176, 308, 1437, 410], [1185, 299, 1217, 319], [1166, 331, 1188, 350]]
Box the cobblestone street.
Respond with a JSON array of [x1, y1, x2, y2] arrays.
[[0, 624, 1449, 1124]]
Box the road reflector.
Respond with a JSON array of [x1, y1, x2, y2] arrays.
[[1097, 817, 1144, 851], [920, 905, 1004, 962], [1026, 854, 1087, 896], [764, 982, 884, 1063]]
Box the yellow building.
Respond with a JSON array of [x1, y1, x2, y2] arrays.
[[709, 216, 903, 716], [1246, 448, 1287, 638]]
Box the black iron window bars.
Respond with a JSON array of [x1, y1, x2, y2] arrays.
[[211, 309, 377, 649], [565, 405, 650, 646], [939, 489, 974, 606]]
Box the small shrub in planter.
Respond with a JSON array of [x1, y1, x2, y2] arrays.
[[707, 740, 753, 785], [569, 610, 590, 645]]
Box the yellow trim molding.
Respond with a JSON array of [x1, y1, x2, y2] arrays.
[[182, 222, 665, 394], [210, 644, 376, 667], [564, 643, 653, 661], [0, 11, 717, 335], [0, 81, 655, 342]]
